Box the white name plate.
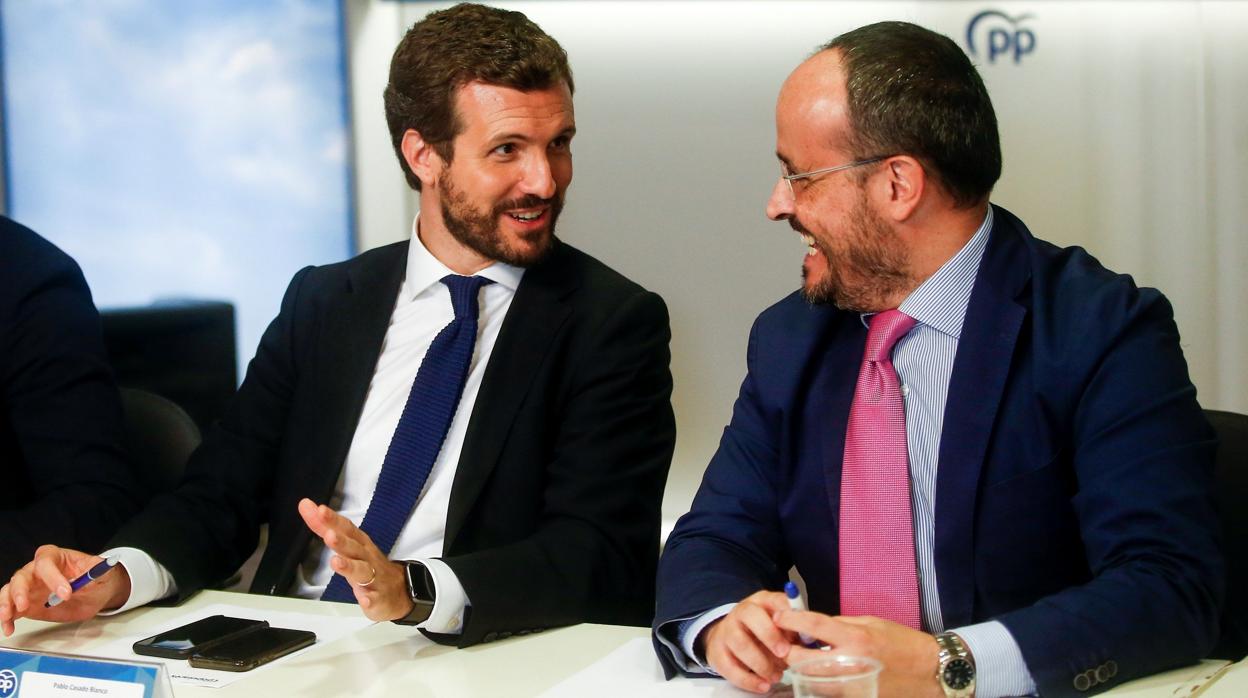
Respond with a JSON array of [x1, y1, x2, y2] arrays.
[[0, 648, 172, 698]]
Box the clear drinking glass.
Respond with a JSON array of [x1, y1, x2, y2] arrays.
[[785, 655, 883, 698]]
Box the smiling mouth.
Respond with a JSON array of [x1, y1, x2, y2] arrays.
[[506, 208, 547, 223], [798, 232, 819, 256]]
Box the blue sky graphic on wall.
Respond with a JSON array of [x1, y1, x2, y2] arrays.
[[2, 0, 354, 373]]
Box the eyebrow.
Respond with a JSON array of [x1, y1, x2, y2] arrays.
[[490, 125, 577, 144]]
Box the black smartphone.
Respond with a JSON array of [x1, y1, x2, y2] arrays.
[[187, 626, 317, 672], [133, 615, 269, 659]]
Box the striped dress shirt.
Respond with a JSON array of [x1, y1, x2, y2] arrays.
[[891, 209, 1036, 697], [670, 208, 1038, 698]]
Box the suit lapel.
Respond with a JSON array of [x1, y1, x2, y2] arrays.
[[444, 242, 576, 549], [819, 317, 869, 545], [933, 209, 1028, 627], [260, 244, 408, 593], [311, 245, 409, 502]]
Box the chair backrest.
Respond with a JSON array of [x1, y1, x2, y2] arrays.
[[1207, 409, 1248, 661], [120, 387, 202, 497], [102, 301, 237, 430]]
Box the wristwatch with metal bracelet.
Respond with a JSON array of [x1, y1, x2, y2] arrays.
[[935, 631, 976, 697]]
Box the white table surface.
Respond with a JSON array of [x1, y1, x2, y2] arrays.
[[0, 590, 636, 697], [0, 590, 1238, 697]]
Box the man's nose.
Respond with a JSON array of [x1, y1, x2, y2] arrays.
[[519, 153, 557, 200], [766, 177, 794, 221]]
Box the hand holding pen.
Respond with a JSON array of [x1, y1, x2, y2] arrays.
[[783, 581, 824, 649], [0, 546, 133, 637], [45, 556, 120, 607]]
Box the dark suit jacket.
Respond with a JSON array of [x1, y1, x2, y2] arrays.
[[0, 216, 142, 578], [654, 206, 1222, 697], [110, 239, 675, 645]]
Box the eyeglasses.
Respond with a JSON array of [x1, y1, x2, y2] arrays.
[[779, 155, 890, 198]]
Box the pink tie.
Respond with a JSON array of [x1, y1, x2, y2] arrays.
[[838, 309, 921, 629]]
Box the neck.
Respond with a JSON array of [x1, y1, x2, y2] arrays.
[[862, 202, 987, 312], [902, 202, 988, 292]]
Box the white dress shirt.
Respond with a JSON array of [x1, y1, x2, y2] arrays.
[[105, 217, 524, 635]]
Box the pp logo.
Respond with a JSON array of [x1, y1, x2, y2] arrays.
[[0, 669, 17, 697], [966, 10, 1036, 64]]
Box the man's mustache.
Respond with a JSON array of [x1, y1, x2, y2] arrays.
[[493, 195, 560, 216]]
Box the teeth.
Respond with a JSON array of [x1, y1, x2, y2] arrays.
[[798, 233, 818, 256], [511, 211, 541, 221]]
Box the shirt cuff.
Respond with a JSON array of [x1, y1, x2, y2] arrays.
[[414, 558, 469, 634], [653, 603, 737, 675], [951, 620, 1038, 698], [97, 547, 178, 616]]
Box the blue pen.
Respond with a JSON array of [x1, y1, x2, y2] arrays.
[[45, 557, 119, 608], [783, 581, 822, 649]]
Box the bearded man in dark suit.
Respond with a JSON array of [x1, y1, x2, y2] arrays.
[[2, 3, 674, 647]]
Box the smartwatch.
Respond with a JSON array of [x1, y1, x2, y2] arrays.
[[935, 631, 976, 697], [393, 561, 437, 626]]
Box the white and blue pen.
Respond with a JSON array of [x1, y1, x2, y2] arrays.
[[783, 581, 821, 649], [45, 557, 120, 608]]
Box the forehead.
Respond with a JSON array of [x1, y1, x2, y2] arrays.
[[775, 50, 853, 163], [453, 80, 575, 139]]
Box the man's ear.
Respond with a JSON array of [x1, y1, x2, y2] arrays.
[[876, 155, 925, 222], [401, 129, 442, 188]]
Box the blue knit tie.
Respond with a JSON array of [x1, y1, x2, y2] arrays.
[[322, 274, 492, 602]]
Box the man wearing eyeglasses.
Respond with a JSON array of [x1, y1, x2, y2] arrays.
[[653, 21, 1221, 698]]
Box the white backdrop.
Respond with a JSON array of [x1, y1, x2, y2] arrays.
[[345, 1, 1248, 518]]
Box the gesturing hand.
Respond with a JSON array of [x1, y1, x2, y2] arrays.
[[297, 498, 412, 621]]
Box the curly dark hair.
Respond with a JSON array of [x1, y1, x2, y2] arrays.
[[384, 3, 574, 191]]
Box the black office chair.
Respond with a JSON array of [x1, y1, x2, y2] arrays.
[[102, 301, 238, 431], [120, 387, 202, 497], [119, 388, 261, 591], [1207, 408, 1248, 661]]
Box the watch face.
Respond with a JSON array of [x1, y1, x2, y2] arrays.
[[942, 658, 975, 690], [396, 563, 436, 626], [405, 562, 436, 602]]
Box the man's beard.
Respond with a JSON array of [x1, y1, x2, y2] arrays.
[[797, 191, 913, 312], [438, 170, 560, 268]]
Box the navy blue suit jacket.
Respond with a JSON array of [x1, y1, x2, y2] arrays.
[[654, 206, 1222, 697], [0, 217, 142, 578]]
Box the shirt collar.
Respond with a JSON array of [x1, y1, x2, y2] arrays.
[[861, 207, 993, 340], [404, 214, 526, 301]]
